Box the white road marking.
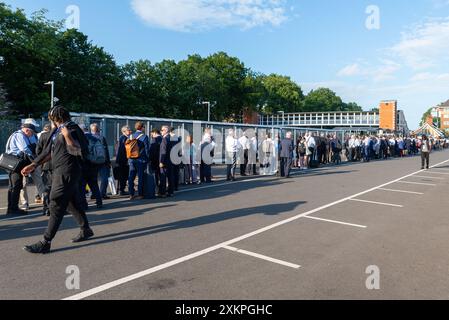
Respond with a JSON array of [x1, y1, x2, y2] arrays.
[[431, 167, 449, 171], [411, 175, 445, 180], [63, 158, 449, 300], [349, 199, 403, 208], [304, 216, 367, 229], [425, 171, 449, 175], [223, 246, 301, 269], [377, 188, 424, 195], [396, 181, 436, 186]]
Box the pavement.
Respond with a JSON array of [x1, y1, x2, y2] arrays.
[[1, 150, 449, 300]]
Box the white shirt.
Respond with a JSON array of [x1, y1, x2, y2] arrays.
[[348, 138, 356, 148], [239, 136, 250, 150], [226, 135, 239, 153], [306, 136, 316, 148]]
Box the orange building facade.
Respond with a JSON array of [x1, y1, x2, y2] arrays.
[[379, 100, 398, 131]]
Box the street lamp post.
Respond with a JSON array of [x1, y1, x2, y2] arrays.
[[200, 101, 216, 122], [277, 111, 285, 126], [205, 101, 211, 122], [45, 81, 55, 109]]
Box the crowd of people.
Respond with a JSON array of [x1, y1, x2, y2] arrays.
[[294, 133, 449, 169], [1, 106, 448, 254]]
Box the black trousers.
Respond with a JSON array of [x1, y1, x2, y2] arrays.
[[152, 165, 160, 192], [44, 172, 90, 241], [7, 171, 23, 211], [173, 165, 180, 191], [280, 157, 292, 177], [42, 170, 52, 213], [117, 164, 129, 193], [200, 162, 212, 182], [240, 149, 249, 175], [80, 165, 102, 207], [421, 152, 430, 168], [159, 164, 175, 195]]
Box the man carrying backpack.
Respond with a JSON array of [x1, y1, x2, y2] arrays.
[[126, 121, 150, 200], [80, 125, 105, 209], [90, 123, 111, 200]]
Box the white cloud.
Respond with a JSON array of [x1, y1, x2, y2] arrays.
[[337, 63, 362, 77], [337, 59, 401, 82], [410, 72, 449, 82], [391, 17, 449, 70], [130, 0, 288, 32]]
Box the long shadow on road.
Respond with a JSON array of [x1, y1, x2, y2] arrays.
[[0, 167, 354, 242], [0, 204, 176, 242], [51, 201, 307, 254]]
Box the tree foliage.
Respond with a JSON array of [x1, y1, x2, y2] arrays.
[[420, 107, 433, 126]]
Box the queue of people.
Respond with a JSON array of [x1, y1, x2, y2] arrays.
[[293, 133, 449, 170], [2, 109, 447, 254]]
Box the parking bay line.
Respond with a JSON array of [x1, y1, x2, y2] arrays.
[[304, 216, 367, 229], [425, 171, 449, 175], [349, 199, 404, 208], [396, 181, 437, 186], [377, 188, 424, 195], [223, 246, 301, 269], [411, 175, 445, 180], [63, 158, 449, 300]]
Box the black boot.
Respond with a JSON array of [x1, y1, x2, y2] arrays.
[[71, 228, 94, 243], [23, 240, 51, 254]]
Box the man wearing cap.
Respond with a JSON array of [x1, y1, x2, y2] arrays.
[[4, 123, 36, 215]]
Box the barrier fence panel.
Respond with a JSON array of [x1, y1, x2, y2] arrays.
[[68, 113, 349, 163]]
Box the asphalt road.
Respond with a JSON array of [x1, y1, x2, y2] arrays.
[[1, 150, 449, 300]]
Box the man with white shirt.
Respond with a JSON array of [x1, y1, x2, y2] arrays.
[[305, 133, 316, 169], [363, 135, 371, 162], [348, 135, 356, 162], [238, 131, 250, 176], [225, 129, 240, 181]]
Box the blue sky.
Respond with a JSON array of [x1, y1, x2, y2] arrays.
[[5, 0, 449, 128]]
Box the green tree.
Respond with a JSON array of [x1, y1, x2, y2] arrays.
[[304, 88, 344, 112], [120, 60, 158, 117], [0, 4, 62, 116], [342, 102, 363, 112], [199, 52, 247, 121], [54, 29, 125, 114], [0, 83, 12, 117], [260, 74, 304, 114], [420, 107, 433, 126]]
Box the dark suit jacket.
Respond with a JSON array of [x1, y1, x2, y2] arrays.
[[150, 135, 162, 170], [36, 131, 52, 171], [279, 138, 294, 158], [159, 134, 173, 166], [116, 135, 128, 165]]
